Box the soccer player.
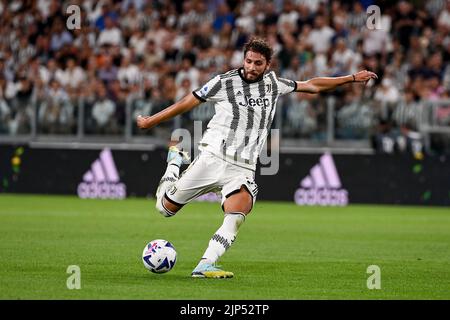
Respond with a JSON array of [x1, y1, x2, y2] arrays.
[[137, 38, 377, 278]]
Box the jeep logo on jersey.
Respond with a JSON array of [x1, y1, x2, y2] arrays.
[[239, 95, 270, 108], [294, 152, 348, 206]]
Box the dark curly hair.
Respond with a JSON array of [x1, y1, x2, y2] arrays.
[[243, 38, 273, 63]]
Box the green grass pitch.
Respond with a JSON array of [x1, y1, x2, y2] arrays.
[[0, 194, 449, 300]]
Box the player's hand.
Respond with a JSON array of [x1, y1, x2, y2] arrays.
[[353, 70, 378, 83], [136, 115, 153, 129]]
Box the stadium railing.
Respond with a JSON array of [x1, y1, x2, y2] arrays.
[[420, 99, 450, 154], [0, 95, 449, 155]]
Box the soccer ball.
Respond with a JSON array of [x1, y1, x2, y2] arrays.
[[142, 239, 177, 273]]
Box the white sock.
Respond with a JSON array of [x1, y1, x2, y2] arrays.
[[197, 213, 246, 266], [156, 161, 180, 201]]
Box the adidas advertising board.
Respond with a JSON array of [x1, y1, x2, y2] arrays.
[[1, 145, 449, 206], [77, 148, 127, 199], [294, 153, 348, 206]]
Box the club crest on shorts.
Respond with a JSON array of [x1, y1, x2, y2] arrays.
[[168, 185, 177, 195]]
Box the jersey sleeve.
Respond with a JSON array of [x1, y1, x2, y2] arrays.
[[276, 76, 297, 96], [192, 75, 224, 102]]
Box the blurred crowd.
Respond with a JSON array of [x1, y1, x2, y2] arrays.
[[0, 0, 449, 153]]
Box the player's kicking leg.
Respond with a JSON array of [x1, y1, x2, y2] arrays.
[[191, 185, 254, 279], [155, 146, 190, 217]]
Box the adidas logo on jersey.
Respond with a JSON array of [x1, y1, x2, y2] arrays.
[[294, 152, 348, 206], [77, 148, 127, 199]]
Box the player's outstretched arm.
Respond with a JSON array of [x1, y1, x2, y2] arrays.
[[136, 93, 202, 129], [295, 70, 378, 94]]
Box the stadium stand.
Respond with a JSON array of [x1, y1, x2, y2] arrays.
[[0, 0, 449, 155]]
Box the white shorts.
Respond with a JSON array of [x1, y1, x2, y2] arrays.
[[165, 151, 258, 210]]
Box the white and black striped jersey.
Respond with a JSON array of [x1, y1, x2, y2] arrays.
[[392, 100, 425, 130], [192, 67, 297, 170]]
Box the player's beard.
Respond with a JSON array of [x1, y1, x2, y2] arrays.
[[243, 69, 263, 81]]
